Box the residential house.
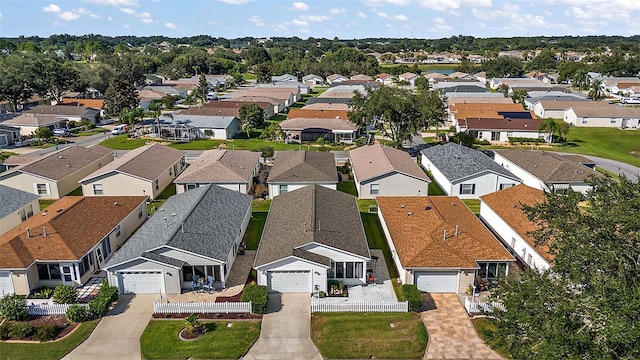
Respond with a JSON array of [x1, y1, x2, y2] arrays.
[[229, 95, 285, 113], [473, 71, 487, 84], [531, 99, 595, 118], [0, 125, 21, 148], [302, 74, 325, 88], [421, 143, 521, 199], [440, 85, 489, 94], [493, 149, 601, 194], [24, 104, 101, 124], [272, 74, 298, 83], [279, 118, 358, 144], [326, 74, 348, 85], [377, 196, 514, 293], [301, 103, 351, 111], [103, 185, 251, 294], [456, 118, 545, 143], [0, 196, 147, 296], [563, 103, 640, 128], [231, 87, 298, 108], [480, 185, 552, 271], [286, 108, 350, 120], [205, 100, 275, 119], [448, 103, 532, 126], [80, 144, 186, 200], [258, 81, 311, 95], [254, 185, 370, 293], [446, 96, 513, 106], [159, 111, 242, 139], [375, 73, 394, 86], [267, 150, 338, 197], [0, 185, 40, 237], [1, 113, 68, 136], [350, 74, 373, 81], [398, 72, 419, 85], [141, 85, 186, 98], [349, 144, 430, 198], [0, 146, 113, 200], [174, 149, 261, 194]]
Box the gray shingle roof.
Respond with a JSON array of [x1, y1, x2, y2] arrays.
[[160, 113, 238, 129], [0, 185, 40, 219], [267, 151, 338, 184], [493, 150, 602, 183], [142, 252, 186, 268], [104, 184, 252, 268], [421, 143, 520, 183], [174, 149, 260, 184], [254, 184, 370, 268]]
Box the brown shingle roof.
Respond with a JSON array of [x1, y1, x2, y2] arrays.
[[81, 144, 185, 182], [254, 185, 369, 267], [59, 99, 104, 109], [204, 100, 272, 111], [178, 107, 239, 117], [267, 150, 338, 184], [286, 109, 350, 120], [493, 150, 602, 182], [0, 196, 146, 268], [4, 145, 111, 181], [279, 117, 357, 132], [447, 97, 513, 106], [377, 196, 513, 269], [537, 100, 601, 110], [349, 144, 429, 183], [568, 103, 640, 117], [302, 103, 351, 111], [449, 103, 526, 112], [480, 185, 553, 262], [25, 104, 99, 116], [174, 149, 260, 184]]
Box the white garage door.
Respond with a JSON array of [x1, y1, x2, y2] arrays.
[[0, 271, 14, 297], [118, 271, 164, 294], [268, 270, 310, 293], [415, 271, 458, 293]]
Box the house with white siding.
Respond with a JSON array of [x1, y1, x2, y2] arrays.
[[563, 103, 640, 128], [0, 185, 40, 237], [456, 118, 545, 143], [267, 150, 338, 197]]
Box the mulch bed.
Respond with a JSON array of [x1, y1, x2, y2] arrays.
[[2, 315, 78, 341], [152, 313, 262, 320]]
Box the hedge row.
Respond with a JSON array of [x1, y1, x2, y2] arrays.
[[402, 284, 423, 312], [241, 282, 268, 314]]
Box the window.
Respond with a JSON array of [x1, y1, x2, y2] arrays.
[[610, 118, 617, 124], [370, 184, 379, 195], [93, 184, 103, 195], [582, 117, 589, 125], [169, 167, 172, 176], [491, 132, 500, 141], [26, 204, 33, 218], [477, 262, 509, 280], [511, 237, 516, 249], [527, 254, 533, 266], [115, 225, 121, 238], [335, 262, 344, 278], [185, 184, 197, 191], [328, 262, 363, 279], [37, 264, 61, 280], [36, 183, 49, 195], [101, 237, 112, 257], [499, 183, 514, 190], [279, 184, 288, 194], [20, 209, 27, 221], [154, 179, 159, 190], [459, 184, 475, 195], [138, 205, 144, 219], [180, 157, 186, 170]]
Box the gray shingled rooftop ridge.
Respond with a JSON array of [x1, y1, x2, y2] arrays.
[[267, 150, 338, 183], [104, 184, 251, 268], [0, 185, 40, 219], [254, 184, 370, 268], [421, 143, 520, 183]]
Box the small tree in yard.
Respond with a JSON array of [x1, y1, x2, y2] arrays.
[[0, 294, 27, 321], [33, 127, 52, 140], [239, 103, 264, 138], [259, 145, 274, 163], [260, 122, 284, 141]]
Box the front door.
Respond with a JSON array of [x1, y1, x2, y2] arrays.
[[61, 263, 76, 286], [96, 248, 104, 267]]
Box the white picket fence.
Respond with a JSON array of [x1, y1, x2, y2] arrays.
[[464, 296, 505, 315], [311, 301, 408, 313], [27, 303, 88, 316], [153, 300, 252, 314]]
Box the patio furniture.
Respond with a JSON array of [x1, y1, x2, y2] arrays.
[[202, 275, 215, 293], [476, 274, 489, 291], [192, 275, 201, 291]]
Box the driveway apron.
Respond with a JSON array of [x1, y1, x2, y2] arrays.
[[244, 293, 322, 360], [62, 294, 155, 360], [422, 293, 503, 360]]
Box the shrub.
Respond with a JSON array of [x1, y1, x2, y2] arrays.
[[241, 282, 268, 314], [0, 294, 27, 321], [0, 323, 11, 340], [402, 284, 423, 312], [53, 285, 78, 304], [66, 304, 88, 323], [87, 281, 119, 318], [9, 323, 35, 339], [34, 325, 61, 342]]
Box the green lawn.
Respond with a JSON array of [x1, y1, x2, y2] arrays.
[[241, 72, 257, 80], [74, 127, 108, 136], [68, 187, 83, 196], [337, 181, 358, 196], [140, 320, 260, 360], [462, 199, 481, 215], [471, 318, 511, 358], [0, 151, 18, 163], [425, 171, 446, 196], [554, 127, 640, 168], [0, 319, 99, 360], [361, 213, 398, 279], [39, 200, 56, 210], [357, 199, 377, 213], [99, 135, 155, 150], [251, 199, 271, 212], [244, 212, 267, 250], [148, 184, 176, 214], [311, 312, 427, 359]]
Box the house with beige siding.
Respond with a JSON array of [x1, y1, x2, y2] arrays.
[[267, 151, 338, 197], [377, 196, 514, 293], [0, 196, 147, 296], [80, 144, 186, 200], [563, 103, 640, 128], [0, 145, 113, 200], [174, 149, 261, 194], [0, 185, 40, 237], [349, 144, 430, 199]]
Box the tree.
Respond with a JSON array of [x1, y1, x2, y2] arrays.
[[481, 56, 524, 78], [588, 79, 605, 101], [491, 176, 640, 360], [260, 122, 284, 141], [33, 127, 52, 140], [414, 76, 430, 93], [538, 118, 557, 145], [255, 63, 273, 84], [243, 45, 271, 67], [418, 89, 448, 130], [103, 78, 139, 118], [238, 104, 264, 138], [498, 83, 510, 97], [559, 121, 570, 142], [573, 69, 589, 94], [194, 73, 209, 104], [0, 53, 37, 111], [524, 49, 557, 72], [510, 89, 528, 107], [258, 145, 274, 163], [34, 55, 80, 103]]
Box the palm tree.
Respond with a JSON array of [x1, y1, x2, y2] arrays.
[[573, 69, 589, 95], [588, 79, 604, 101], [538, 118, 557, 145]]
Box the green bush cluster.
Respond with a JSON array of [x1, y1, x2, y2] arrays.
[[9, 323, 35, 339], [402, 284, 423, 312], [66, 304, 88, 323], [34, 325, 61, 342], [53, 285, 79, 304], [0, 293, 27, 321], [28, 286, 54, 299], [508, 137, 545, 144], [88, 281, 119, 318], [241, 282, 268, 314]]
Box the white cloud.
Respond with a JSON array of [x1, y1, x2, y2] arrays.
[[357, 11, 367, 18], [43, 4, 61, 13], [165, 22, 177, 29], [273, 23, 288, 31], [0, 13, 2, 18], [218, 0, 251, 4], [393, 14, 408, 21], [107, 16, 113, 22], [292, 18, 310, 26], [430, 16, 451, 31], [330, 8, 347, 14], [120, 7, 154, 23], [59, 11, 80, 20], [83, 0, 139, 6], [292, 2, 308, 11], [249, 15, 265, 26], [123, 24, 130, 28], [364, 0, 412, 6], [89, 13, 101, 19], [298, 15, 330, 22], [120, 7, 136, 15], [377, 12, 388, 18]]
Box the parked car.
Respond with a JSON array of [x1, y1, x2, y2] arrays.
[[53, 128, 71, 137], [111, 124, 129, 135]]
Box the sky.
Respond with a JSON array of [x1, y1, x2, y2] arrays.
[[1, 0, 639, 40]]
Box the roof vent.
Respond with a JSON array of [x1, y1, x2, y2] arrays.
[[42, 211, 48, 216], [401, 204, 405, 208], [114, 202, 120, 206], [56, 208, 63, 213], [425, 206, 432, 210], [59, 156, 64, 159], [407, 212, 413, 216]]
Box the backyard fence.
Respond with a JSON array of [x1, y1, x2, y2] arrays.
[[464, 296, 505, 315], [27, 303, 88, 316], [311, 301, 408, 313], [153, 300, 252, 314]]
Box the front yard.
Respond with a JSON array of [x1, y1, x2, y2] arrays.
[[140, 320, 260, 360], [471, 317, 511, 358], [0, 319, 99, 360], [311, 312, 427, 359]]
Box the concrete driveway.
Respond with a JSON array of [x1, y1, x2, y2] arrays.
[[244, 293, 322, 360], [62, 294, 156, 360]]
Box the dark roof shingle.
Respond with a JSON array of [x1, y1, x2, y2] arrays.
[[267, 151, 338, 183]]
